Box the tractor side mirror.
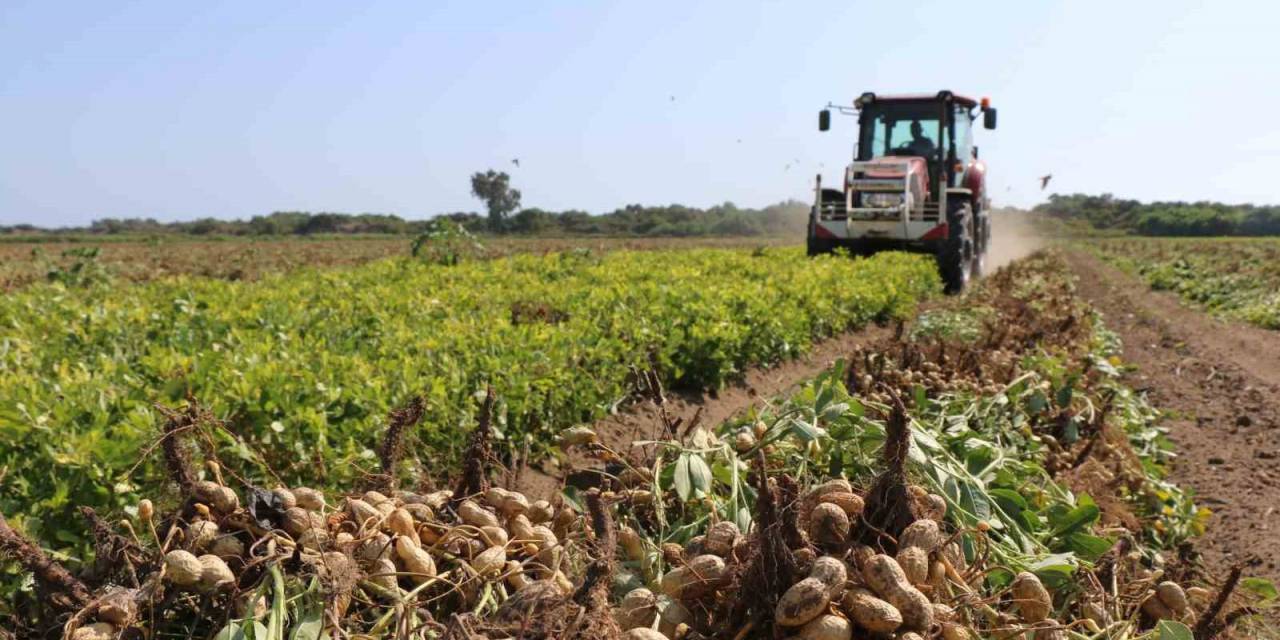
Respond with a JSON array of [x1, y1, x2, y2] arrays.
[[983, 108, 997, 130], [819, 109, 831, 132]]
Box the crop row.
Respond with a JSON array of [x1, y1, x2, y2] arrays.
[[0, 236, 795, 291], [1090, 237, 1280, 330], [0, 248, 937, 547]]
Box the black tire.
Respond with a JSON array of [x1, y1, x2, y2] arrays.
[[808, 196, 847, 257], [807, 209, 835, 256], [971, 213, 989, 279], [938, 200, 974, 294], [807, 236, 834, 256]]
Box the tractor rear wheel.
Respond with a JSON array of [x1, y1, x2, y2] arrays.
[[971, 213, 989, 279], [938, 200, 974, 294]]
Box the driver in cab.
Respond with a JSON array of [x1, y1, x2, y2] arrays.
[[904, 121, 936, 157]]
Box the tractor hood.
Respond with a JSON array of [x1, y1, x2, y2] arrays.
[[861, 156, 929, 197]]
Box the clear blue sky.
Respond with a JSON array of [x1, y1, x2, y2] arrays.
[[2, 0, 1277, 226]]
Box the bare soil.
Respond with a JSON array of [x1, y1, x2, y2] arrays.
[[1066, 250, 1280, 585]]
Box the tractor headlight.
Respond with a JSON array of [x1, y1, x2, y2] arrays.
[[862, 192, 905, 208]]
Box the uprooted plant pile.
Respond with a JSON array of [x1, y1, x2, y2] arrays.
[[0, 251, 1273, 639], [1, 389, 622, 640]]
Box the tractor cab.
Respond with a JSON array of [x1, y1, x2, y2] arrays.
[[810, 90, 998, 293], [819, 91, 995, 218]]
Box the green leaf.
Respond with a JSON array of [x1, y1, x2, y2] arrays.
[[1061, 416, 1080, 444], [846, 397, 865, 418], [1027, 390, 1048, 414], [1055, 379, 1074, 408], [818, 402, 849, 422], [789, 416, 824, 442], [687, 454, 712, 498], [988, 488, 1029, 513], [673, 454, 692, 502], [984, 567, 1014, 590], [1049, 495, 1100, 537], [290, 609, 324, 640], [214, 622, 271, 640], [1241, 577, 1279, 602], [1015, 509, 1042, 532], [560, 487, 586, 515], [1029, 553, 1077, 590], [965, 446, 996, 476], [214, 624, 248, 640], [1156, 620, 1194, 640], [252, 622, 270, 640], [289, 578, 327, 640], [910, 426, 943, 453], [710, 460, 735, 487], [945, 478, 992, 525], [960, 483, 991, 523], [827, 446, 843, 478], [1065, 532, 1114, 561], [815, 383, 834, 413]]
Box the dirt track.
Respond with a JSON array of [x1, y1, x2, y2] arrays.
[[1066, 250, 1280, 585]]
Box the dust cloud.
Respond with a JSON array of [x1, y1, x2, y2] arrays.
[[986, 209, 1047, 270]]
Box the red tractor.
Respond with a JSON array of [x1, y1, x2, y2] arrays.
[[809, 90, 997, 292]]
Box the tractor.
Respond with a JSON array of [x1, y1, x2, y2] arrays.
[[809, 90, 997, 293]]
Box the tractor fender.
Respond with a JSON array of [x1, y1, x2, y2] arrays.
[[964, 160, 988, 209], [945, 188, 986, 216]]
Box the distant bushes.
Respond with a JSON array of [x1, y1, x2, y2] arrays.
[[82, 212, 418, 236], [3, 201, 809, 238], [1036, 193, 1280, 236]]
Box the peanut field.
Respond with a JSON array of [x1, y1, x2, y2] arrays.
[[0, 243, 1274, 640], [1090, 237, 1280, 330]]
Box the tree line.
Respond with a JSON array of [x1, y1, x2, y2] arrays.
[[3, 169, 818, 238], [1035, 193, 1280, 236], [2, 202, 808, 238], [2, 169, 811, 237]]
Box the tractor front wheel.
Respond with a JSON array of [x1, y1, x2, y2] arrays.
[[806, 236, 834, 256], [938, 201, 974, 294]]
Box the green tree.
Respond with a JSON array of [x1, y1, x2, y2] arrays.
[[511, 207, 555, 234], [470, 170, 522, 232]]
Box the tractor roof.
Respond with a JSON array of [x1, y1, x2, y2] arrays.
[[855, 91, 979, 108]]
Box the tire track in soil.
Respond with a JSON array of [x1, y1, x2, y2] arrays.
[[1065, 250, 1280, 586]]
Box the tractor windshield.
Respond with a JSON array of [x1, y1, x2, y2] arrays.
[[858, 101, 945, 162]]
